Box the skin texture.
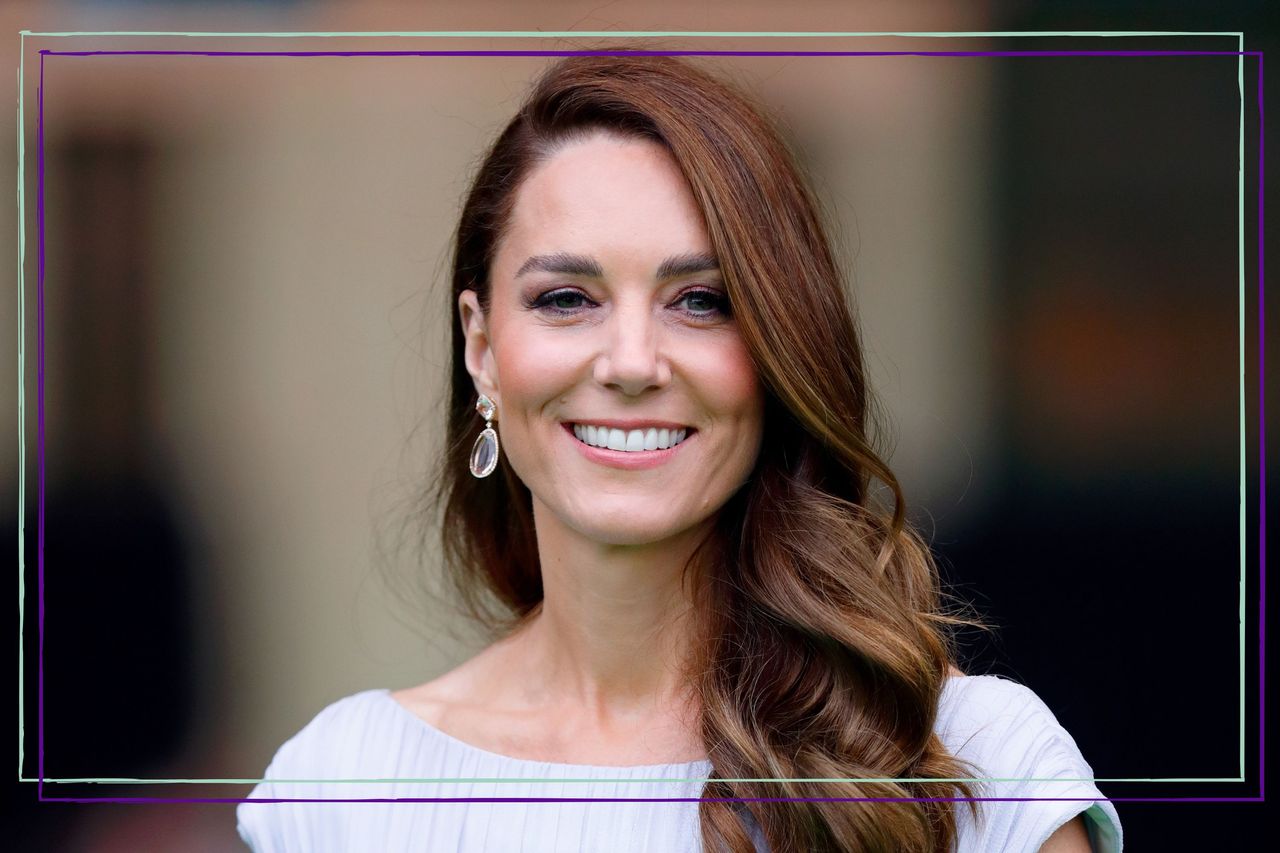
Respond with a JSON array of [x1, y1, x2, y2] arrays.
[[396, 132, 766, 765], [1037, 815, 1093, 853]]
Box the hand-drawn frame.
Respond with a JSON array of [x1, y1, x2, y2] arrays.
[[14, 29, 1265, 808]]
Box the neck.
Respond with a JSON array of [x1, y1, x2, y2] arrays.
[[501, 495, 714, 726]]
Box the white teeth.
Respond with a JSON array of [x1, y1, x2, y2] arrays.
[[570, 424, 690, 452]]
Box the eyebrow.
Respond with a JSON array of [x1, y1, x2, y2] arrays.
[[514, 251, 720, 281]]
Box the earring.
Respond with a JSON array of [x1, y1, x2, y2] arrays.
[[469, 394, 499, 479]]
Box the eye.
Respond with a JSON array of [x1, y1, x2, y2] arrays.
[[525, 286, 731, 320], [528, 288, 594, 316], [675, 287, 731, 319]]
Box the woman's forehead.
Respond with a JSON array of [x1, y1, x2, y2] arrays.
[[499, 135, 711, 269]]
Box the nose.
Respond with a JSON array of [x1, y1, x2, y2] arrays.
[[593, 297, 672, 395]]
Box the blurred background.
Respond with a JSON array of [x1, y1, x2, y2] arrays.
[[3, 1, 1273, 850]]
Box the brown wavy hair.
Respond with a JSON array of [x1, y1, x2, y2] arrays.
[[427, 51, 985, 852]]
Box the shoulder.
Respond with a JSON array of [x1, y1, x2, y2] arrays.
[[937, 673, 1096, 787], [939, 673, 1106, 768], [236, 689, 401, 852], [938, 674, 1062, 747], [938, 675, 1125, 853], [261, 689, 397, 781]]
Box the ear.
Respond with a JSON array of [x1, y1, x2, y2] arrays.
[[458, 289, 500, 414]]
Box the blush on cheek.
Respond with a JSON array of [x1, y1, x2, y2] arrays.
[[495, 326, 584, 389], [487, 330, 584, 483], [703, 346, 766, 480], [705, 346, 764, 413]]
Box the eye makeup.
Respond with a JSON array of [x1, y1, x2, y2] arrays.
[[523, 285, 731, 320]]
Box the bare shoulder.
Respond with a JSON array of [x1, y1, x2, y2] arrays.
[[389, 645, 565, 760], [390, 640, 705, 765], [389, 678, 454, 728], [390, 645, 503, 726]]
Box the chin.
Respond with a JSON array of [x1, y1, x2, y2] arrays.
[[573, 514, 693, 548], [582, 525, 675, 548]]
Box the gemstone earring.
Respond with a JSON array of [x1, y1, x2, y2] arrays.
[[469, 394, 499, 479]]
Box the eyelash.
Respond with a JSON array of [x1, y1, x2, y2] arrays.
[[527, 287, 731, 320]]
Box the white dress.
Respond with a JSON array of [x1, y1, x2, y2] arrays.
[[237, 674, 1123, 852]]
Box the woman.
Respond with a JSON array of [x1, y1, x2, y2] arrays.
[[237, 53, 1122, 852]]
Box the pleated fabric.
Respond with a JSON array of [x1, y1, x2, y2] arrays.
[[237, 674, 1122, 852]]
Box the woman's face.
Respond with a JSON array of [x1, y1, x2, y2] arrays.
[[459, 131, 765, 547]]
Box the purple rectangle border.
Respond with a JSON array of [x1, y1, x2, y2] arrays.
[[28, 46, 1266, 805]]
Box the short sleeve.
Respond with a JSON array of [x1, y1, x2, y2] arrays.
[[235, 750, 292, 853], [235, 726, 333, 852], [943, 676, 1123, 853], [235, 694, 368, 852]]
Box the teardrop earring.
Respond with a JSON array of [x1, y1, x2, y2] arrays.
[[469, 394, 499, 479]]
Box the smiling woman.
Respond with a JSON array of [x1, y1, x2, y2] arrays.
[[236, 53, 1122, 853], [459, 131, 764, 548]]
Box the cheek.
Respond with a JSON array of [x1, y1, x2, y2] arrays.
[[698, 339, 765, 437], [489, 327, 584, 484], [491, 326, 578, 405]]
